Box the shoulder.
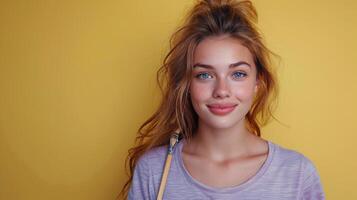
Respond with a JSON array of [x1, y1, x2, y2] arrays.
[[270, 142, 325, 198], [129, 145, 168, 199], [135, 144, 168, 177], [272, 141, 315, 165], [270, 141, 320, 179]]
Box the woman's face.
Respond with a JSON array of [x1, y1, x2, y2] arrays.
[[190, 35, 258, 130]]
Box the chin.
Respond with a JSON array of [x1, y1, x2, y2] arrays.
[[202, 117, 241, 130]]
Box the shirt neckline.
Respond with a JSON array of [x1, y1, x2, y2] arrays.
[[175, 138, 275, 194]]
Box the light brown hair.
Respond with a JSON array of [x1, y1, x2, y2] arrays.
[[119, 0, 279, 198]]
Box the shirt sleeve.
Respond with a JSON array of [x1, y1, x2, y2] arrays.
[[128, 155, 154, 200], [302, 157, 325, 200]]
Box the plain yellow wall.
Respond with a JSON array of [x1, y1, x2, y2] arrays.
[[0, 0, 356, 199]]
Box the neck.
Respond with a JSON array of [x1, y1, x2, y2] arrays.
[[188, 118, 257, 161]]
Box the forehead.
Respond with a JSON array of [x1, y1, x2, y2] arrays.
[[193, 36, 255, 68]]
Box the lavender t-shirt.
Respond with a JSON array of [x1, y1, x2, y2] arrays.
[[128, 139, 325, 199]]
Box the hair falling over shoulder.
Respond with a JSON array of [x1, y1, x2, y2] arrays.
[[118, 0, 279, 198]]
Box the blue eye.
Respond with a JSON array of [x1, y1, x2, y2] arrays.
[[196, 72, 213, 80], [232, 71, 247, 79]]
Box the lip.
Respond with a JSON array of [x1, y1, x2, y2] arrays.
[[207, 103, 237, 116]]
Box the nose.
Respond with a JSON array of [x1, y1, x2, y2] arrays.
[[213, 78, 231, 99]]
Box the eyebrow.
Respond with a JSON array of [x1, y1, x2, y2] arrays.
[[193, 61, 251, 69]]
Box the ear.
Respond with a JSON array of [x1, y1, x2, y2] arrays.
[[254, 80, 259, 93]]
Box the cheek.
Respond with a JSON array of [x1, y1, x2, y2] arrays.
[[189, 82, 211, 104], [232, 83, 257, 100]]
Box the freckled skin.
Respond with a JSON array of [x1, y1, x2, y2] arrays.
[[183, 35, 268, 188], [190, 35, 258, 130]]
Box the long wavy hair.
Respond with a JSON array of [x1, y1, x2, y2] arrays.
[[119, 0, 279, 198]]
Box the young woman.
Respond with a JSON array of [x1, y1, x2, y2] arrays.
[[120, 0, 325, 199]]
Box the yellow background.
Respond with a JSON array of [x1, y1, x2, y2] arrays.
[[1, 0, 356, 199]]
